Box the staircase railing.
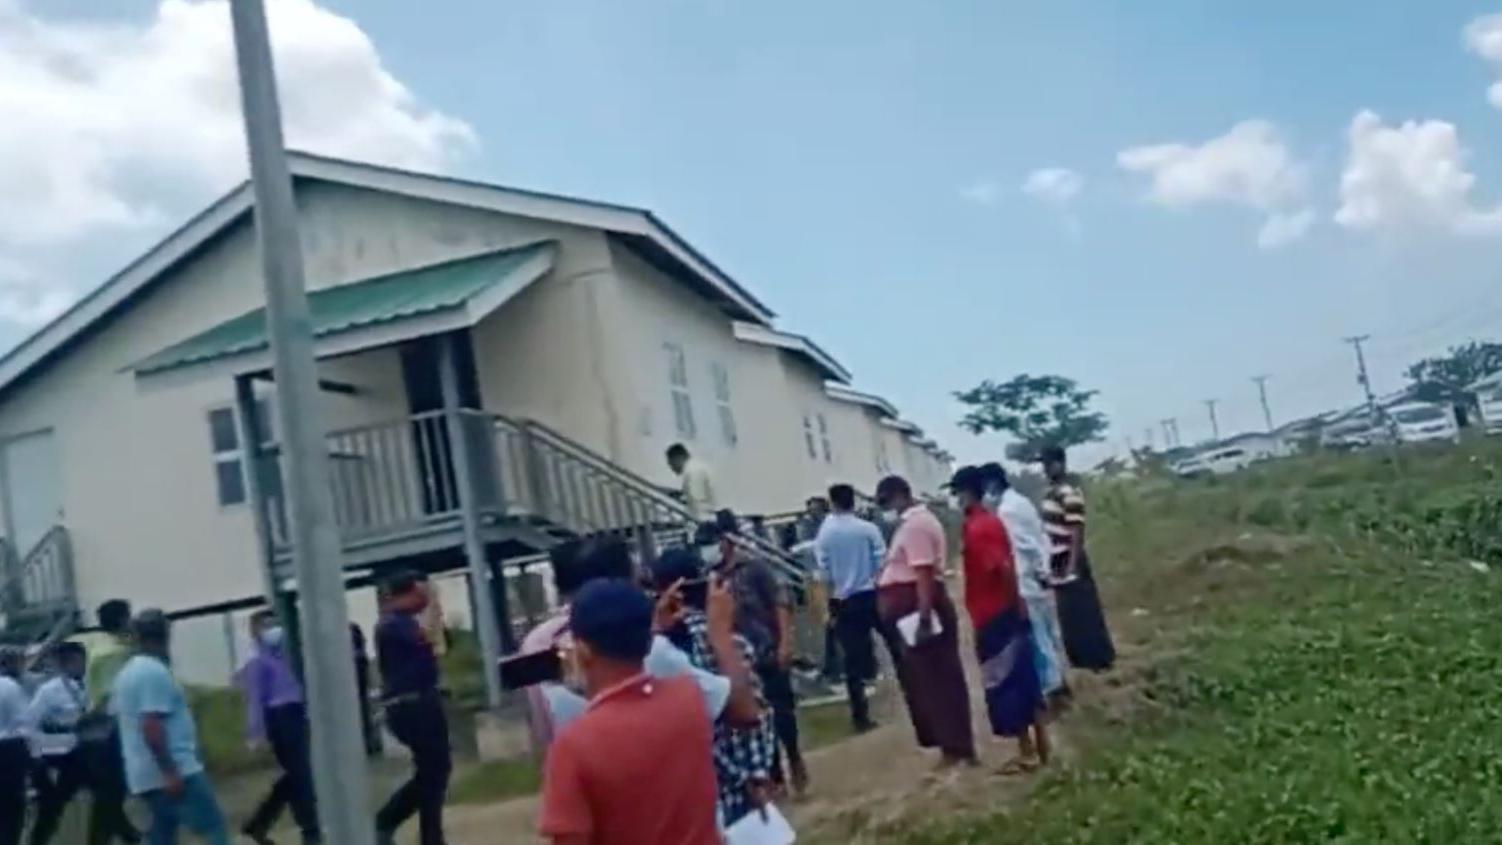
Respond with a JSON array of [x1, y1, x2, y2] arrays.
[[492, 415, 808, 583], [0, 527, 78, 651]]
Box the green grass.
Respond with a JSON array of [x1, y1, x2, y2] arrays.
[[898, 443, 1502, 843], [448, 757, 544, 804]]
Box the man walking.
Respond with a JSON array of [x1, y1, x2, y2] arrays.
[[23, 642, 91, 845], [83, 599, 141, 845], [0, 646, 29, 845], [666, 443, 718, 526], [113, 610, 230, 844], [537, 579, 724, 844], [239, 610, 321, 844], [815, 483, 902, 733], [874, 475, 976, 767], [375, 572, 451, 845]]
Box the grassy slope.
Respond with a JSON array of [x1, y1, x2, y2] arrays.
[[905, 441, 1502, 843]]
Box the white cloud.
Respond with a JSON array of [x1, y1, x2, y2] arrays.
[[1334, 110, 1502, 235], [1464, 14, 1502, 109], [0, 258, 71, 326], [0, 0, 476, 325], [1257, 209, 1317, 249], [1021, 167, 1083, 205], [1117, 120, 1311, 248], [960, 178, 1000, 205]]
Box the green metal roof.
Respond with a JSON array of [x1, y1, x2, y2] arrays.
[[134, 241, 553, 376]]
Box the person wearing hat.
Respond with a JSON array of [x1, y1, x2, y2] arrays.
[[0, 645, 29, 845], [112, 610, 230, 844], [979, 462, 1068, 701], [1039, 445, 1116, 671], [951, 466, 1049, 773], [874, 474, 977, 767], [537, 578, 730, 844], [648, 548, 777, 828]]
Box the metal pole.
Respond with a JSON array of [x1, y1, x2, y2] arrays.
[[1204, 399, 1221, 441], [1252, 375, 1275, 432], [227, 2, 374, 842], [438, 332, 506, 708]]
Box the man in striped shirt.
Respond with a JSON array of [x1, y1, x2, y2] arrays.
[[1040, 445, 1116, 672]]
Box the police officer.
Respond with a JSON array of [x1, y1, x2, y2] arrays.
[[373, 571, 450, 845]]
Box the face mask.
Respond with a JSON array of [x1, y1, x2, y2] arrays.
[[699, 543, 722, 568], [260, 626, 286, 649], [880, 509, 900, 525], [983, 491, 1003, 508]]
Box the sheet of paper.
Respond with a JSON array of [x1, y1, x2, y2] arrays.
[[725, 803, 797, 845], [896, 611, 943, 647]]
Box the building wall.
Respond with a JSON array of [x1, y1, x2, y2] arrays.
[[0, 180, 603, 634]]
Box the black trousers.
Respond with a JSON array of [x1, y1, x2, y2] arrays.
[[27, 749, 86, 845], [376, 695, 451, 845], [80, 730, 138, 845], [832, 590, 903, 729], [244, 703, 320, 837], [0, 738, 28, 845], [756, 663, 803, 783]]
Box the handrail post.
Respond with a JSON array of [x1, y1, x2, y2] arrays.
[[519, 422, 554, 523]]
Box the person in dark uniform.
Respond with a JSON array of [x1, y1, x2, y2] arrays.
[[374, 572, 450, 845], [349, 622, 380, 757]]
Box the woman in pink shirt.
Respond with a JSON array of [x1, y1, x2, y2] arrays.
[[874, 475, 977, 767]]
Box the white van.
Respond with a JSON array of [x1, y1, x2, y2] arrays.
[[1387, 401, 1459, 445], [1320, 417, 1379, 450], [1472, 374, 1502, 434]]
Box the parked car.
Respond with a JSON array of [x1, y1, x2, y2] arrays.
[[1199, 446, 1256, 476], [1173, 456, 1209, 478], [1476, 380, 1502, 435], [1387, 401, 1460, 445], [1320, 417, 1380, 451]]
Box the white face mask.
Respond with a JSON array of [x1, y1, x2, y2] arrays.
[[880, 509, 901, 525], [260, 626, 286, 650], [983, 490, 1003, 508]]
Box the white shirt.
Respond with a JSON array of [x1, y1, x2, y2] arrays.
[[24, 675, 86, 756], [544, 635, 731, 737], [996, 488, 1053, 601], [679, 458, 718, 522], [0, 675, 28, 742]]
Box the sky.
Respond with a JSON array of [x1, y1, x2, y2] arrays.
[[7, 0, 1502, 468]]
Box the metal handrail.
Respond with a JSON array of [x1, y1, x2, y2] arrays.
[[495, 415, 809, 583]]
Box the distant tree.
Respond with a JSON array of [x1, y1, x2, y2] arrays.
[[954, 374, 1109, 463], [1405, 342, 1502, 404]]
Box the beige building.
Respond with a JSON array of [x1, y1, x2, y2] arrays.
[[0, 153, 951, 681]]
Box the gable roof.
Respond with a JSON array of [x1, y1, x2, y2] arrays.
[[731, 322, 852, 383], [824, 382, 899, 417], [0, 151, 774, 401], [134, 242, 555, 379]]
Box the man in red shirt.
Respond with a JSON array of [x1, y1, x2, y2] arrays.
[[953, 465, 1048, 773], [539, 576, 746, 844]]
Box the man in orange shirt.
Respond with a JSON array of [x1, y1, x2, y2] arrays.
[[539, 576, 750, 844]]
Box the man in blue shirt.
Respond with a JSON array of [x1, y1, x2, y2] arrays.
[[375, 571, 449, 845], [814, 483, 902, 731], [239, 609, 320, 844], [112, 610, 229, 845]]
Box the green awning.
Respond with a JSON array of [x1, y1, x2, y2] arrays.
[[134, 241, 554, 377]]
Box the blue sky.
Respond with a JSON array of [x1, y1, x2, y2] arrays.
[[13, 0, 1502, 466]]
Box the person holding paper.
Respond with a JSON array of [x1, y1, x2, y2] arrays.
[[874, 475, 977, 767], [951, 466, 1049, 773]]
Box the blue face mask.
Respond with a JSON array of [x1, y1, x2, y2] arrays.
[[260, 626, 286, 650]]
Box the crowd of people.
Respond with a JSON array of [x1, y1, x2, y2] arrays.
[[0, 575, 457, 845], [0, 439, 1115, 845], [516, 442, 1118, 842]]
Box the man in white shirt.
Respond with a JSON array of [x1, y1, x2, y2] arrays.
[[980, 462, 1067, 697], [24, 641, 92, 845], [666, 443, 718, 525], [0, 645, 31, 845]]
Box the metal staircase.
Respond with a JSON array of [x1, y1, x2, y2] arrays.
[[262, 409, 809, 584], [0, 526, 80, 651]]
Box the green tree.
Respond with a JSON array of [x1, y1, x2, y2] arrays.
[[954, 374, 1109, 462], [1405, 341, 1502, 404]]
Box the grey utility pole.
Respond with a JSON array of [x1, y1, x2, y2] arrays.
[[227, 1, 375, 843], [1160, 419, 1174, 448], [1204, 399, 1221, 441], [1252, 375, 1275, 432], [1343, 335, 1382, 425]]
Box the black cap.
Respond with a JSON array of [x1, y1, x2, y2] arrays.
[[1040, 444, 1067, 464], [648, 547, 704, 591], [569, 579, 654, 662], [947, 465, 986, 497]]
